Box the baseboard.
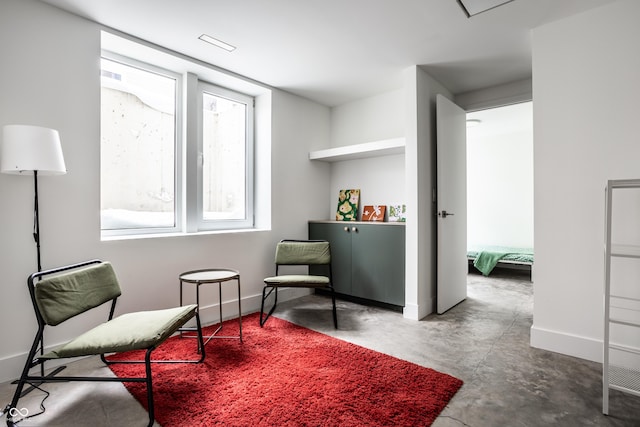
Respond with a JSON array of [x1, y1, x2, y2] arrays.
[[530, 324, 602, 363], [403, 295, 434, 320], [315, 290, 403, 313], [0, 289, 310, 384], [403, 303, 419, 320]]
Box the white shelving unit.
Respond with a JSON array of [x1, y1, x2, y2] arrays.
[[603, 179, 640, 414], [309, 137, 405, 162]]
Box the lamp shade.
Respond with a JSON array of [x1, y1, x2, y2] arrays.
[[1, 125, 66, 175]]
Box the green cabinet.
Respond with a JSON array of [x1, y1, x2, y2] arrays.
[[308, 221, 405, 307]]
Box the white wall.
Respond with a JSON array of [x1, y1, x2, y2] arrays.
[[531, 0, 640, 362], [330, 89, 404, 147], [271, 89, 332, 231], [0, 0, 331, 382], [319, 90, 405, 220], [467, 103, 534, 249], [403, 66, 453, 320]]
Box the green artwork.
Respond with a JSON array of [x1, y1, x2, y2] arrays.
[[388, 204, 406, 222], [336, 189, 360, 221]]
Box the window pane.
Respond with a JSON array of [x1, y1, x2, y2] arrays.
[[100, 58, 176, 230], [202, 92, 246, 221]]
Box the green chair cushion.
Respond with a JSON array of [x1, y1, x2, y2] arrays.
[[264, 274, 330, 287], [41, 304, 197, 359], [35, 262, 122, 326], [275, 241, 330, 265]]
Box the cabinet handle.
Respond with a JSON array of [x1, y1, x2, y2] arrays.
[[344, 226, 349, 232], [352, 227, 358, 232]]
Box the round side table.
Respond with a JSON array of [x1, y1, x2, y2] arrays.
[[179, 268, 243, 345]]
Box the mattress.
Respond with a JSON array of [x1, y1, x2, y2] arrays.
[[467, 245, 534, 276]]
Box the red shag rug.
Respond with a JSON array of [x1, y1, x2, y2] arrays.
[[108, 313, 462, 426]]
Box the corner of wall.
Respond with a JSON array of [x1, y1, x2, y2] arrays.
[[254, 91, 272, 230], [455, 78, 532, 112]]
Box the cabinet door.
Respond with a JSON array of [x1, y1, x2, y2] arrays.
[[351, 224, 405, 305], [308, 222, 352, 294]]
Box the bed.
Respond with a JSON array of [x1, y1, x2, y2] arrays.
[[467, 245, 533, 276]]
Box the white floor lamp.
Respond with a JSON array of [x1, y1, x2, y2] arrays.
[[1, 124, 67, 272], [1, 124, 67, 393]]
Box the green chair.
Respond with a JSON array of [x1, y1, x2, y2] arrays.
[[260, 239, 337, 328], [6, 259, 205, 427]]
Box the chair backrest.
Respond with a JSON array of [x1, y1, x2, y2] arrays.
[[274, 240, 331, 266], [32, 261, 122, 326]]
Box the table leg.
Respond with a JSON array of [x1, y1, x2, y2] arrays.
[[237, 277, 243, 342], [179, 274, 243, 345]]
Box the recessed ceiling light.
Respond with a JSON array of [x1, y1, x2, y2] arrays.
[[456, 0, 515, 18], [466, 119, 482, 128], [199, 34, 236, 52]]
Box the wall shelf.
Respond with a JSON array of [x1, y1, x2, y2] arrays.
[[309, 137, 405, 162]]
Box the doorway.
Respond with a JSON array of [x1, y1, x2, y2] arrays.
[[466, 101, 534, 277]]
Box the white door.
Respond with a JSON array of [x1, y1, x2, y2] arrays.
[[436, 94, 467, 314]]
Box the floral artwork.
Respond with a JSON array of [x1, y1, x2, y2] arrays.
[[336, 189, 360, 221], [362, 205, 386, 222], [388, 204, 406, 222]]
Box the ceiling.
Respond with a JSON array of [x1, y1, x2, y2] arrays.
[[40, 0, 616, 107]]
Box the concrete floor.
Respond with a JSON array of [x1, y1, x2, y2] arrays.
[[2, 270, 640, 426]]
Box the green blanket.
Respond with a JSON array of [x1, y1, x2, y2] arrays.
[[468, 246, 534, 276]]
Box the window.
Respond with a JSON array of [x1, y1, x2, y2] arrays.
[[100, 57, 179, 233], [100, 53, 254, 237], [198, 83, 254, 230]]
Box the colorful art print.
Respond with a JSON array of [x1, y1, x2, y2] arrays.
[[362, 205, 386, 222], [335, 189, 360, 221], [388, 204, 406, 222]]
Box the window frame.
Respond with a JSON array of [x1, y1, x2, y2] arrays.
[[100, 52, 183, 238], [195, 81, 255, 232], [100, 51, 255, 238]]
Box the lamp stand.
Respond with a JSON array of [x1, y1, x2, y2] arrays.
[[11, 170, 67, 396], [33, 170, 42, 272]]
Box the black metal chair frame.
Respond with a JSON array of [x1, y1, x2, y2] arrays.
[[260, 239, 337, 329], [6, 259, 205, 427]]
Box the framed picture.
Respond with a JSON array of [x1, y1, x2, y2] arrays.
[[388, 204, 406, 222], [336, 189, 360, 221], [362, 205, 386, 222]]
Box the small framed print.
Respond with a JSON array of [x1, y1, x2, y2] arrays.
[[388, 204, 406, 222], [335, 189, 360, 221], [362, 205, 386, 222]]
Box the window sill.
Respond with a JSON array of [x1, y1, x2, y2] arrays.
[[101, 227, 270, 242]]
